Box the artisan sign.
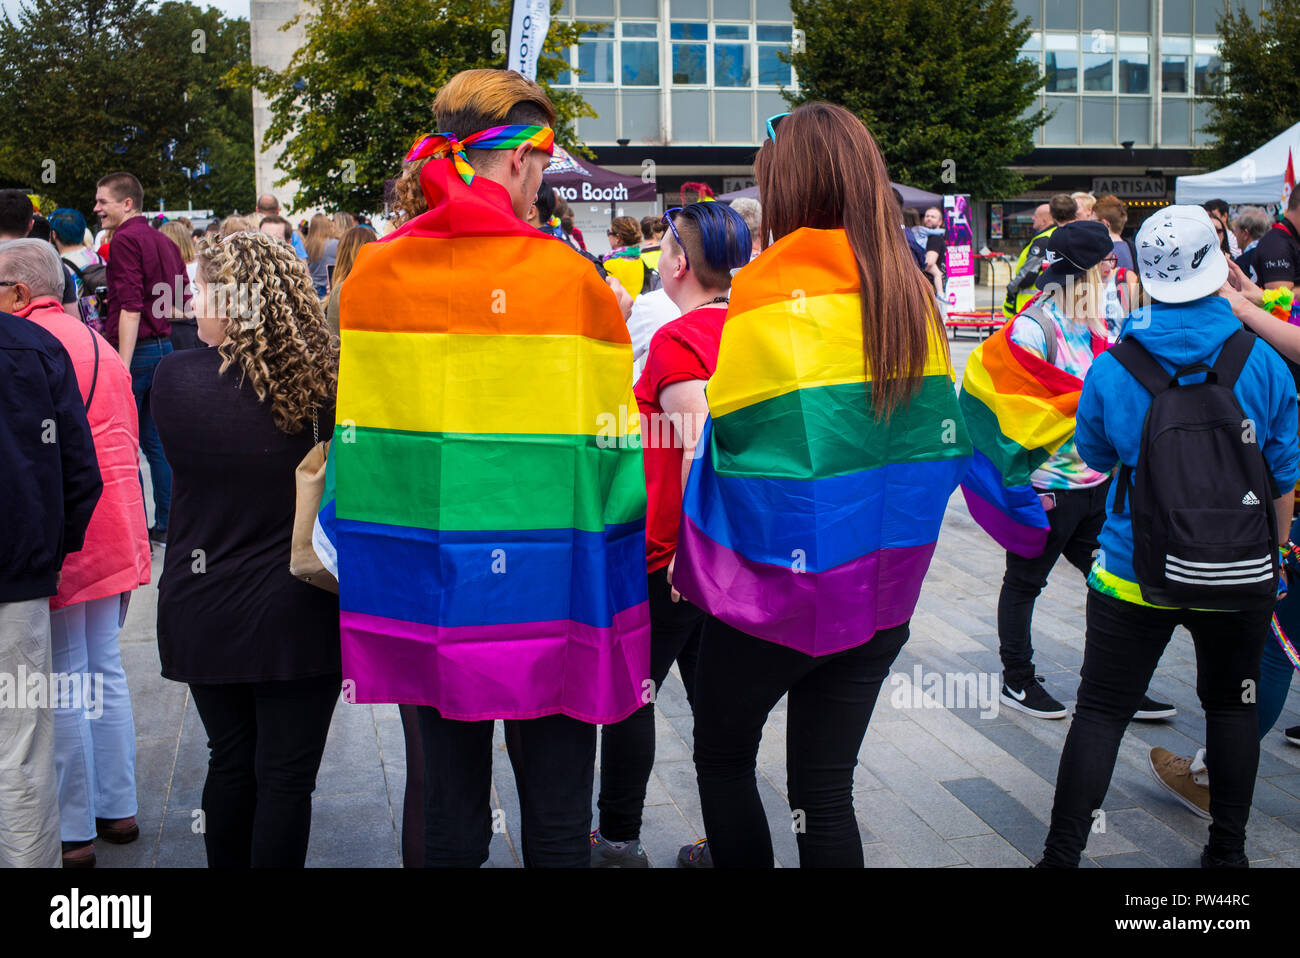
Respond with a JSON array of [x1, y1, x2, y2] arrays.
[[1092, 176, 1167, 198]]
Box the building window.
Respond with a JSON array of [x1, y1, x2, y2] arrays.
[[1082, 52, 1113, 91], [714, 24, 752, 86], [621, 22, 659, 85], [671, 22, 708, 84], [1117, 35, 1149, 94], [1044, 33, 1078, 93], [577, 22, 615, 84], [757, 24, 792, 86], [1161, 35, 1190, 94], [1193, 38, 1222, 96]]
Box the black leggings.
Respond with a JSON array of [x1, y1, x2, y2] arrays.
[[997, 482, 1107, 682], [189, 674, 340, 868], [597, 567, 704, 842], [399, 704, 424, 867], [1042, 590, 1269, 866], [692, 616, 909, 868], [418, 707, 596, 867]]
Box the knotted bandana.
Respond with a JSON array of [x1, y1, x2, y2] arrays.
[[405, 125, 555, 186]]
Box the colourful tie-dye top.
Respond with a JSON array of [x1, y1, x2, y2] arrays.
[[1008, 300, 1109, 492]]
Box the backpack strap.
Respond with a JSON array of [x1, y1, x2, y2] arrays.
[[1107, 337, 1173, 397], [1108, 338, 1168, 516], [1210, 328, 1256, 392], [84, 323, 100, 413], [1015, 304, 1058, 366], [62, 257, 86, 282]]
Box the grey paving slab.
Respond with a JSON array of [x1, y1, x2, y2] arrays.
[[977, 722, 1069, 784], [941, 777, 1049, 860], [1104, 807, 1202, 868], [854, 789, 966, 867], [1094, 851, 1162, 867], [861, 841, 908, 868], [947, 832, 1033, 868], [307, 790, 400, 868], [858, 740, 991, 840]]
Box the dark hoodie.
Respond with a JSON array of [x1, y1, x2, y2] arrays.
[[0, 313, 101, 601]]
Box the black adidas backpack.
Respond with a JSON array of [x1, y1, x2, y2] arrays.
[[1108, 328, 1279, 610]]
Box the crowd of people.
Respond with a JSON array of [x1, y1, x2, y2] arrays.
[[1, 66, 1298, 870]]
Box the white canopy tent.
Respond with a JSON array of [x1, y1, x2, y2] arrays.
[[1174, 121, 1299, 206]]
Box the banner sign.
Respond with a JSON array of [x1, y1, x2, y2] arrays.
[[1091, 176, 1166, 198], [507, 0, 551, 81], [944, 194, 974, 312]]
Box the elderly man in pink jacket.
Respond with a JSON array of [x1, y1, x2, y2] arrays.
[[0, 239, 151, 868]]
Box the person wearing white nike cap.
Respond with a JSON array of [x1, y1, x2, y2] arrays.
[[1038, 205, 1299, 869]]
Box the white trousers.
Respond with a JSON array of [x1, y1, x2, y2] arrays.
[[0, 598, 60, 867], [50, 595, 138, 842]]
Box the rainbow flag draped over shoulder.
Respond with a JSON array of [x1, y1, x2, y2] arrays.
[[673, 228, 972, 656], [328, 159, 649, 723], [958, 318, 1100, 557]]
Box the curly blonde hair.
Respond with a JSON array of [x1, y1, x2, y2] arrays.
[[195, 230, 338, 434]]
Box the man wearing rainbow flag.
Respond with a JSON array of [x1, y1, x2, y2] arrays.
[[323, 69, 649, 868]]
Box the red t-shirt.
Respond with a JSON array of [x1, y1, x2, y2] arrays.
[[634, 304, 727, 572]]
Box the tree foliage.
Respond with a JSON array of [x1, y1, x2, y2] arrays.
[[0, 0, 254, 218], [787, 0, 1046, 198], [251, 0, 591, 212], [1202, 0, 1300, 169]]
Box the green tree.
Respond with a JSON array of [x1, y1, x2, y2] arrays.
[[787, 0, 1046, 198], [1202, 0, 1300, 169], [0, 0, 253, 218], [250, 0, 591, 212]]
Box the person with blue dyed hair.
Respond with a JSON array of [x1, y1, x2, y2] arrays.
[[591, 201, 751, 867], [48, 208, 105, 299]]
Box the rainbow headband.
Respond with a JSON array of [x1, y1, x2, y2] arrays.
[[405, 124, 555, 186]]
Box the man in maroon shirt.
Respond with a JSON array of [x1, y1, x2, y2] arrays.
[[94, 171, 192, 543]]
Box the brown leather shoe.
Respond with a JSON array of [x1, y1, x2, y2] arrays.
[[95, 816, 140, 844], [1148, 747, 1211, 820], [62, 841, 97, 868]]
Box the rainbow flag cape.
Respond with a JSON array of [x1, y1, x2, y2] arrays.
[[327, 159, 649, 723], [958, 317, 1103, 557], [673, 228, 972, 656]]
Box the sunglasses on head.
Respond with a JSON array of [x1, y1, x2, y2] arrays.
[[765, 112, 791, 142], [662, 207, 689, 270]]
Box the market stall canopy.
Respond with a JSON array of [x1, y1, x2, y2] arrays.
[[543, 146, 658, 203], [1174, 122, 1300, 206], [718, 181, 943, 208]]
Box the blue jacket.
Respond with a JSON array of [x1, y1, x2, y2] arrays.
[[1076, 296, 1299, 604], [0, 313, 102, 601]]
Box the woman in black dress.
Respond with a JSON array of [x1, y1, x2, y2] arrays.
[[152, 230, 341, 868]]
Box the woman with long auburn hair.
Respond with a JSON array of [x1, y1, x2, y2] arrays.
[[670, 102, 972, 868], [149, 230, 341, 868]]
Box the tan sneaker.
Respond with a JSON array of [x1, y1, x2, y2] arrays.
[[1148, 747, 1211, 820]]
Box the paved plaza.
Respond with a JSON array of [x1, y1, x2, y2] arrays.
[[98, 331, 1300, 869]]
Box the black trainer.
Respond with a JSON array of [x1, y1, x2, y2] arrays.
[[677, 838, 712, 868], [1133, 695, 1177, 721], [148, 526, 167, 546], [1000, 676, 1067, 719], [1285, 726, 1300, 746]]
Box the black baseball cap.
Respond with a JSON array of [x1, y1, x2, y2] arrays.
[[1035, 220, 1114, 290]]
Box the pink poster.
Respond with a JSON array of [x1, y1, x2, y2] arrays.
[[944, 194, 974, 312]]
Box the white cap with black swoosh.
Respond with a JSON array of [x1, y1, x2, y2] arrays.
[[1134, 204, 1229, 304]]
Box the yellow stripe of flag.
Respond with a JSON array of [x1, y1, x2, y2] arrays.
[[337, 329, 638, 437], [707, 292, 953, 418], [961, 350, 1077, 453]]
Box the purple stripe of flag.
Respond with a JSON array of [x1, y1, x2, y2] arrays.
[[340, 604, 650, 724], [673, 515, 937, 657]]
